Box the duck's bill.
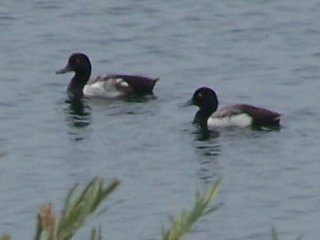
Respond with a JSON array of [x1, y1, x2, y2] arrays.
[[179, 99, 194, 107], [56, 64, 71, 74]]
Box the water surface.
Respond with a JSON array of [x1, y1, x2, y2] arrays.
[[0, 0, 320, 239]]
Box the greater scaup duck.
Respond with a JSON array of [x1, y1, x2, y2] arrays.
[[187, 87, 281, 129], [56, 53, 158, 99]]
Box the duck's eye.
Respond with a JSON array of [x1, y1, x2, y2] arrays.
[[74, 58, 81, 64], [198, 93, 202, 98]]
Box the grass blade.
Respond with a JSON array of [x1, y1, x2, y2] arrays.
[[163, 178, 222, 240]]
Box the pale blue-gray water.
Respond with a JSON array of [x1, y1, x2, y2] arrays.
[[0, 0, 320, 239]]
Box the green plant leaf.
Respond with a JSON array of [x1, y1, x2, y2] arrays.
[[163, 178, 222, 240]]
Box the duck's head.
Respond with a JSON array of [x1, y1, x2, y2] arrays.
[[56, 53, 93, 99], [184, 87, 219, 128], [189, 87, 219, 112], [56, 53, 92, 76]]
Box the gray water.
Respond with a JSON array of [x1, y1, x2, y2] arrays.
[[1, 0, 320, 239]]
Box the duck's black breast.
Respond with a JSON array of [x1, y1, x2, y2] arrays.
[[110, 75, 159, 95]]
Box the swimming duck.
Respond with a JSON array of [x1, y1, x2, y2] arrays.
[[187, 87, 281, 129], [56, 53, 158, 99]]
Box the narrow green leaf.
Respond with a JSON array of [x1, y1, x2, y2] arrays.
[[203, 203, 223, 216], [90, 227, 97, 240], [163, 179, 222, 240], [272, 228, 280, 240], [57, 183, 79, 238], [56, 178, 119, 240], [0, 234, 11, 240], [296, 235, 303, 240], [34, 213, 42, 240]]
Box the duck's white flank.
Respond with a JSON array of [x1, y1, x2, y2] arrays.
[[207, 113, 253, 128], [83, 78, 124, 98]]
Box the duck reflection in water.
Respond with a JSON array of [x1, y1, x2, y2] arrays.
[[193, 128, 222, 183], [189, 123, 221, 183], [65, 96, 91, 129], [194, 125, 220, 141]]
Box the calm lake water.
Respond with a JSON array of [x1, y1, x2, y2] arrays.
[[1, 0, 320, 239]]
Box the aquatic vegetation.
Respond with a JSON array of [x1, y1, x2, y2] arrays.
[[0, 234, 10, 240], [34, 177, 120, 240], [271, 228, 302, 240], [162, 178, 222, 240], [0, 178, 301, 240], [0, 178, 220, 240]]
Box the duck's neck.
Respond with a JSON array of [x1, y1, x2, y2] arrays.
[[193, 106, 216, 128], [68, 71, 90, 98]]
